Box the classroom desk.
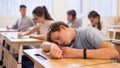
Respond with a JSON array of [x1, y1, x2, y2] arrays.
[[1, 32, 44, 68], [111, 41, 120, 63], [0, 28, 18, 63], [82, 63, 120, 68], [0, 27, 18, 32], [109, 25, 120, 29], [23, 49, 113, 68], [109, 29, 120, 40]]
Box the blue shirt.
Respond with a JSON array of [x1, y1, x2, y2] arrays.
[[72, 26, 107, 49]]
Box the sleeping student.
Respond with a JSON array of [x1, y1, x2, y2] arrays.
[[40, 21, 119, 59]]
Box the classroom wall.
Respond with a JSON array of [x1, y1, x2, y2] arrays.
[[52, 0, 67, 23], [0, 0, 68, 28], [0, 0, 116, 27], [0, 16, 19, 27]]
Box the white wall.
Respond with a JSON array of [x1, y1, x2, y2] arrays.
[[0, 0, 116, 27], [52, 0, 67, 23], [0, 16, 19, 27], [0, 0, 68, 28]]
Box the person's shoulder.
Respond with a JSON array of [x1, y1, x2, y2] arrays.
[[49, 20, 54, 24], [74, 18, 80, 22], [44, 20, 54, 26], [77, 26, 92, 30], [77, 26, 98, 33], [76, 26, 89, 32], [86, 26, 98, 32], [47, 20, 54, 24], [25, 16, 32, 19]]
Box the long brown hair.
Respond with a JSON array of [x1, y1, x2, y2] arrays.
[[32, 6, 53, 20], [88, 10, 101, 30]]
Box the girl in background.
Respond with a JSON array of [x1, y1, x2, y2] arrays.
[[67, 10, 81, 28], [88, 10, 109, 37], [18, 6, 53, 40]]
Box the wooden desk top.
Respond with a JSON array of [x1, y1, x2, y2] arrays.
[[0, 32, 44, 43], [23, 49, 112, 68], [83, 63, 120, 68]]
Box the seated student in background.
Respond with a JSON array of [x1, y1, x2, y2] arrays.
[[20, 6, 53, 68], [88, 10, 109, 37], [18, 6, 53, 40], [9, 4, 36, 32], [67, 10, 81, 28], [40, 21, 119, 59]]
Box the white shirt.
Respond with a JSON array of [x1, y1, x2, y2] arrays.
[[38, 21, 53, 35], [88, 21, 109, 37]]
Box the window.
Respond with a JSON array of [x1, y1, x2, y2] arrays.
[[0, 0, 19, 15], [67, 0, 117, 16], [84, 0, 117, 16], [0, 0, 52, 16], [23, 0, 52, 16], [67, 0, 82, 18]]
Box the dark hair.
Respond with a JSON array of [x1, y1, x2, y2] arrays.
[[32, 6, 53, 20], [88, 10, 101, 30], [20, 4, 26, 8], [47, 21, 68, 42], [67, 10, 76, 20]]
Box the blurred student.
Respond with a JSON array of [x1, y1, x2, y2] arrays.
[[18, 6, 53, 40], [21, 6, 53, 68], [67, 10, 81, 28], [40, 21, 119, 59], [88, 10, 109, 37], [9, 4, 36, 32]]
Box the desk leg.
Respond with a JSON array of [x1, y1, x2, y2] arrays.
[[0, 42, 3, 65], [18, 45, 23, 63]]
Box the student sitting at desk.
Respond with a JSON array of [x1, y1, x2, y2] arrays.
[[8, 4, 36, 32], [18, 6, 53, 40], [67, 10, 81, 28], [88, 10, 109, 37], [40, 21, 119, 59]]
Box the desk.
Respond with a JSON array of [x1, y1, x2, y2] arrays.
[[0, 28, 18, 63], [112, 41, 120, 62], [0, 27, 18, 32], [23, 49, 112, 68], [1, 32, 44, 68], [109, 29, 120, 39], [83, 63, 120, 68]]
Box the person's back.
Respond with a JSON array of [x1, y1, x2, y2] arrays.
[[72, 26, 107, 49], [11, 4, 36, 32]]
